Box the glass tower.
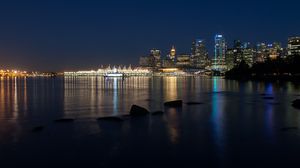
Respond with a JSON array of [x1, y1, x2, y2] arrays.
[[213, 34, 226, 70]]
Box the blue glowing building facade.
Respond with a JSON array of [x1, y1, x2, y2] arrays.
[[213, 34, 227, 71]]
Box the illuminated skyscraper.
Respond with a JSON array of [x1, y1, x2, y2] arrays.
[[150, 49, 161, 67], [225, 49, 235, 70], [191, 39, 209, 68], [288, 37, 300, 56], [255, 43, 267, 63], [267, 42, 283, 60], [213, 34, 227, 71], [233, 40, 242, 64], [169, 46, 176, 61], [176, 54, 191, 67], [226, 40, 253, 68], [241, 43, 254, 66], [139, 49, 160, 68]]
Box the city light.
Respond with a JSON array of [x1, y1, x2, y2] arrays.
[[0, 70, 56, 77], [64, 65, 152, 76], [0, 70, 28, 77]]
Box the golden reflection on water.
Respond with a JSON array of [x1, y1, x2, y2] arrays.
[[163, 77, 178, 101], [23, 77, 27, 112], [0, 77, 4, 118], [165, 108, 180, 144], [13, 77, 18, 119], [63, 77, 152, 117], [0, 77, 28, 120]]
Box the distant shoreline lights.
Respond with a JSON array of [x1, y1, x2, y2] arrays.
[[64, 65, 152, 76]]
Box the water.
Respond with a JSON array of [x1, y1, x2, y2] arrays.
[[0, 76, 300, 167]]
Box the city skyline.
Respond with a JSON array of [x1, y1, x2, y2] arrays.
[[0, 0, 300, 71], [0, 34, 299, 73]]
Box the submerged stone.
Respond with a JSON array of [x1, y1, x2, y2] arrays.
[[164, 100, 183, 107], [292, 99, 300, 109], [281, 127, 298, 131], [268, 102, 280, 105], [260, 93, 269, 96], [32, 126, 44, 132], [151, 111, 164, 115], [186, 102, 204, 105], [263, 96, 274, 100], [54, 118, 75, 123], [129, 105, 150, 116], [97, 116, 124, 122]]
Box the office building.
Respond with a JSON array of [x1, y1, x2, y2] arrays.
[[176, 54, 191, 67], [191, 39, 209, 69], [288, 37, 300, 56], [213, 34, 227, 71]]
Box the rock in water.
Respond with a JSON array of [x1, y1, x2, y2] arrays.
[[292, 99, 300, 109], [260, 93, 268, 96], [268, 102, 280, 105], [281, 127, 298, 131], [186, 102, 204, 105], [151, 111, 164, 115], [97, 116, 124, 122], [263, 96, 274, 100], [130, 105, 150, 116], [164, 100, 183, 107], [54, 118, 75, 123], [32, 126, 44, 132]]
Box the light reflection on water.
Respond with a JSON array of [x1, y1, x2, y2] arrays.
[[0, 76, 299, 123], [264, 83, 275, 143], [0, 77, 300, 166]]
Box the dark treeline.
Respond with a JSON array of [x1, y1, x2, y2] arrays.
[[225, 55, 300, 81]]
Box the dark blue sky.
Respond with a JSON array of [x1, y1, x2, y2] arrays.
[[0, 0, 299, 71]]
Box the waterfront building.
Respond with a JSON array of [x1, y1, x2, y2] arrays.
[[225, 49, 235, 70], [191, 39, 209, 69], [225, 41, 254, 69], [150, 49, 161, 67], [176, 54, 191, 68], [213, 34, 227, 71], [191, 41, 196, 57], [242, 43, 254, 66], [64, 65, 152, 76], [288, 37, 300, 56], [139, 49, 161, 68], [255, 43, 268, 63], [139, 56, 154, 67], [267, 42, 283, 60], [168, 46, 176, 62], [162, 58, 175, 68], [233, 40, 243, 64]]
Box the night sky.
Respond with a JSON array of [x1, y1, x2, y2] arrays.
[[0, 0, 299, 71]]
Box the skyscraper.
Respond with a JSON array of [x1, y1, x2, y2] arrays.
[[150, 49, 161, 67], [267, 42, 283, 60], [241, 42, 254, 66], [169, 46, 176, 61], [176, 54, 191, 67], [255, 43, 267, 63], [139, 49, 160, 68], [191, 39, 209, 68], [213, 34, 227, 71], [225, 49, 235, 70], [288, 37, 300, 56], [233, 40, 243, 64]]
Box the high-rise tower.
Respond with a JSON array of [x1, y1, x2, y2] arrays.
[[169, 46, 176, 61], [288, 37, 300, 56], [213, 34, 227, 71], [191, 39, 209, 68]]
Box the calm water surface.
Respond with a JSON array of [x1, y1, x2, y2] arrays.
[[0, 76, 300, 167]]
